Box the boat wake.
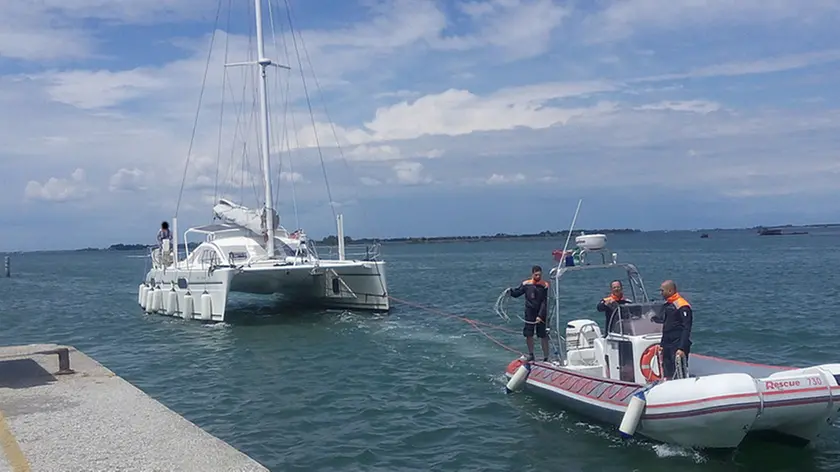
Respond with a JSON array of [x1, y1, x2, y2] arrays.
[[529, 401, 709, 463], [201, 322, 231, 330], [651, 443, 707, 463]]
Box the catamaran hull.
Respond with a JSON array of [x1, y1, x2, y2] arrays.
[[504, 358, 840, 449], [140, 260, 388, 321]]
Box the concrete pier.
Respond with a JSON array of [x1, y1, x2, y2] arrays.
[[0, 344, 268, 472]]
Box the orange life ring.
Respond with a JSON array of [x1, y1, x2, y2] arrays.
[[639, 344, 662, 382]]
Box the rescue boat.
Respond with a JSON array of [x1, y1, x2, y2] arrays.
[[503, 234, 840, 449]]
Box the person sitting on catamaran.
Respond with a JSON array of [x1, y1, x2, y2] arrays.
[[156, 221, 172, 248]]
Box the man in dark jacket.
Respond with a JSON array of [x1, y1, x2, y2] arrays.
[[596, 280, 632, 336], [653, 280, 693, 379], [508, 265, 550, 362]]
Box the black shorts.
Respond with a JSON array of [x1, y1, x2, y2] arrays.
[[523, 313, 548, 338]]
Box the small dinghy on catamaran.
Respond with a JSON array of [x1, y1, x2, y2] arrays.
[[502, 232, 840, 449]]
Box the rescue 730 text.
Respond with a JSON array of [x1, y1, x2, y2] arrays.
[[764, 377, 823, 390]]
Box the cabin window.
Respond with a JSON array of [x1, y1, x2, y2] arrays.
[[331, 278, 340, 294], [227, 249, 248, 262]]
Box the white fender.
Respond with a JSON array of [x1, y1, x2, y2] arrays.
[[619, 391, 647, 438], [200, 292, 212, 321], [183, 292, 194, 320], [166, 290, 178, 315], [152, 288, 163, 313], [506, 363, 531, 393], [145, 288, 155, 313], [139, 284, 149, 308]]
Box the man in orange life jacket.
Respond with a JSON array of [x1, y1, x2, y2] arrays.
[[596, 280, 632, 336], [653, 280, 693, 379], [508, 265, 550, 362]]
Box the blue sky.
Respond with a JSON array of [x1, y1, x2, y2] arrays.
[[1, 0, 840, 251]]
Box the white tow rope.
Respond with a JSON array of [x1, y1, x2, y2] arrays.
[[494, 288, 541, 324]]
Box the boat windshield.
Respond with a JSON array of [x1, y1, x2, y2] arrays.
[[607, 302, 664, 336]]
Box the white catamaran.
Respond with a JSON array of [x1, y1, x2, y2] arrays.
[[138, 0, 389, 321]]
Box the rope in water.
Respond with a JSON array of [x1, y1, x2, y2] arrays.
[[385, 295, 525, 356], [388, 294, 686, 379]]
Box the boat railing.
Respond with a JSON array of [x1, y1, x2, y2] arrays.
[[552, 333, 568, 365], [317, 242, 382, 261], [179, 241, 232, 269], [149, 246, 175, 269]]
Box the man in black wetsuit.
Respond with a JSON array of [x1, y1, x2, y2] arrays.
[[508, 265, 550, 362], [653, 280, 693, 380], [596, 280, 632, 336]]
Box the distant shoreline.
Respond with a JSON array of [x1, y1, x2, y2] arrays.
[[4, 223, 837, 254], [83, 228, 641, 252]]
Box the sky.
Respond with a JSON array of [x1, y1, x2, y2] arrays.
[[1, 0, 840, 251]]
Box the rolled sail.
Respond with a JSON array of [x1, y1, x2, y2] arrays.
[[212, 198, 280, 236]]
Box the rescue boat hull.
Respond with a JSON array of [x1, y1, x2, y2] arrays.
[[504, 357, 840, 449]]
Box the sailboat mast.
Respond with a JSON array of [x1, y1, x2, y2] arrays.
[[253, 0, 276, 256]]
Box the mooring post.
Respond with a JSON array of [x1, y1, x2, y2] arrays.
[[36, 347, 75, 375], [4, 256, 9, 278]]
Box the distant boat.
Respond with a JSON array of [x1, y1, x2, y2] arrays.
[[757, 228, 808, 236], [700, 233, 709, 239]]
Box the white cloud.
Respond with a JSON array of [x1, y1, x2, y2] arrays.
[[2, 0, 840, 251], [0, 27, 92, 62], [109, 168, 148, 192], [634, 50, 840, 83], [0, 0, 214, 61], [15, 0, 210, 23], [41, 69, 170, 109], [347, 144, 402, 162], [25, 168, 91, 202], [486, 173, 526, 185], [374, 90, 420, 100], [636, 100, 721, 114], [392, 161, 432, 185], [440, 0, 570, 60], [280, 171, 305, 183], [587, 0, 840, 42], [360, 82, 618, 141], [717, 159, 840, 198], [343, 144, 443, 162]]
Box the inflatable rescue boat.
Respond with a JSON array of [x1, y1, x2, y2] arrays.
[[503, 234, 840, 449]]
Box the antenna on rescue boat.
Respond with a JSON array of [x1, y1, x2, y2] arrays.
[[551, 198, 583, 364], [559, 199, 583, 269]]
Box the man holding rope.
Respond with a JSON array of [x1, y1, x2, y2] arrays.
[[507, 265, 550, 362], [653, 280, 693, 379]]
